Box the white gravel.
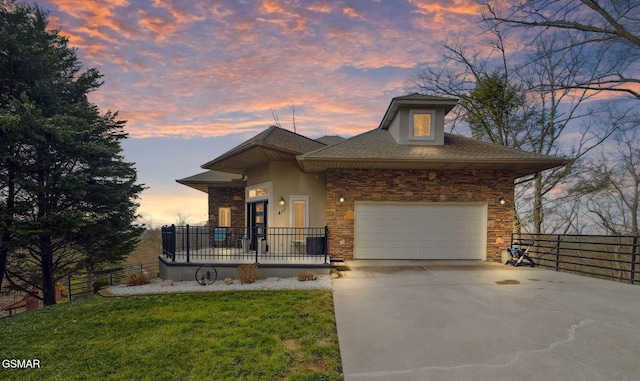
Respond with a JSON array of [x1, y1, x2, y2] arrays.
[[106, 275, 332, 296]]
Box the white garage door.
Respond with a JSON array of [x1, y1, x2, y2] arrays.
[[354, 202, 487, 260]]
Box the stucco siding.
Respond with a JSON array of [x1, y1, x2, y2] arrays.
[[270, 162, 327, 227]]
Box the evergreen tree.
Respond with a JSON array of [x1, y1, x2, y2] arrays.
[[460, 72, 527, 149], [0, 0, 144, 305]]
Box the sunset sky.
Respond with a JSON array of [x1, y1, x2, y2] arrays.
[[38, 0, 491, 226]]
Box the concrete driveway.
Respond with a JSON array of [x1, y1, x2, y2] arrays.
[[332, 260, 640, 381]]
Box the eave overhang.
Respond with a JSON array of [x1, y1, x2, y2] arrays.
[[201, 143, 302, 174], [296, 157, 571, 178], [199, 125, 325, 174], [296, 129, 571, 178], [176, 171, 246, 193]]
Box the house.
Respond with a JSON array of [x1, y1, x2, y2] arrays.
[[1, 285, 66, 316], [171, 94, 567, 275]]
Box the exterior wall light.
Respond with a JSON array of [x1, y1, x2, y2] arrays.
[[279, 197, 285, 206], [278, 197, 286, 215], [338, 195, 345, 203], [498, 197, 506, 206]]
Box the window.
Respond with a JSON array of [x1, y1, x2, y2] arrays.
[[247, 186, 269, 198], [413, 114, 431, 136], [410, 110, 435, 140], [293, 201, 306, 229], [290, 196, 309, 242], [219, 207, 231, 227]]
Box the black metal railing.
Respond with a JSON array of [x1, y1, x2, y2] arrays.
[[64, 261, 160, 300], [511, 233, 639, 284], [161, 225, 329, 264]]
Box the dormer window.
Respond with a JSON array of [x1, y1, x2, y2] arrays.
[[379, 94, 456, 146], [410, 110, 435, 141]]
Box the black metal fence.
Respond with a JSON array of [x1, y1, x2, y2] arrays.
[[161, 225, 329, 264], [64, 262, 160, 300], [511, 233, 639, 284]]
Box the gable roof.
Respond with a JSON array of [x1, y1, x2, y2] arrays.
[[201, 125, 326, 174], [176, 170, 245, 193], [297, 128, 569, 177]]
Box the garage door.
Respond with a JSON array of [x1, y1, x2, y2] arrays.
[[354, 202, 487, 260]]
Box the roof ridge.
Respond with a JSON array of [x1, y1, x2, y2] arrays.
[[269, 125, 330, 147], [261, 125, 279, 140]]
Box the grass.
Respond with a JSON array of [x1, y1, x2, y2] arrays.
[[0, 290, 342, 380]]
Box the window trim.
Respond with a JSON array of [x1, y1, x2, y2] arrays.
[[245, 182, 273, 229], [246, 182, 271, 201], [409, 109, 436, 141], [289, 195, 309, 242]]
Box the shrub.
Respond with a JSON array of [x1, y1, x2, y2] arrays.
[[297, 272, 317, 282], [92, 279, 110, 294], [223, 278, 234, 285], [237, 264, 259, 284], [126, 272, 153, 287]]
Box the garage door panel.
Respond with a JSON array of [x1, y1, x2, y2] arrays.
[[354, 203, 487, 260]]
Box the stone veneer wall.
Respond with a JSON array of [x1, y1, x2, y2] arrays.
[[326, 169, 516, 262], [207, 187, 245, 227]]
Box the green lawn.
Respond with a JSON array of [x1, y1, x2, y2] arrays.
[[0, 291, 342, 380]]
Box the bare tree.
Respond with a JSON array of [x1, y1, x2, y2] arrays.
[[514, 33, 623, 234], [175, 212, 190, 226], [481, 0, 640, 100], [573, 116, 640, 235], [411, 26, 515, 134]]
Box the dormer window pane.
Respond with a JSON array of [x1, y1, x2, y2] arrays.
[[413, 114, 432, 137]]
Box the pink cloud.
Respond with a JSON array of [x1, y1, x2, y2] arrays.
[[48, 0, 138, 41], [137, 12, 179, 41], [151, 0, 206, 23], [307, 4, 333, 13], [342, 7, 360, 18], [40, 0, 504, 142]]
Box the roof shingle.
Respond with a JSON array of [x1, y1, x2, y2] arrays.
[[297, 129, 569, 176]]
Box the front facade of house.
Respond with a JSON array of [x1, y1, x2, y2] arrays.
[[178, 94, 567, 262]]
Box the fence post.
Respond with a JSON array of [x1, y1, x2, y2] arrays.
[[631, 236, 638, 285], [555, 235, 561, 271], [67, 274, 72, 301], [170, 224, 176, 262], [254, 226, 259, 264], [186, 224, 190, 263], [324, 225, 329, 265]]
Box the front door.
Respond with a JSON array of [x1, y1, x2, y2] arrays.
[[247, 200, 267, 251]]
